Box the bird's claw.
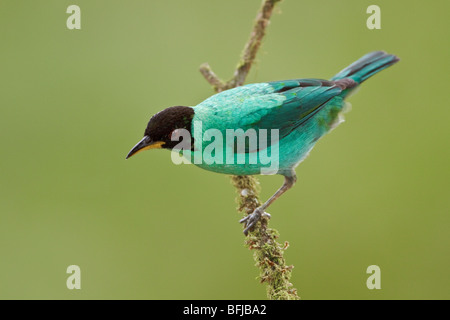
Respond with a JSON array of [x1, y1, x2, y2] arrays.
[[240, 208, 271, 235]]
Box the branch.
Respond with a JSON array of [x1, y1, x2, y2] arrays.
[[200, 0, 282, 92], [199, 0, 300, 300], [199, 63, 225, 92], [231, 176, 299, 300]]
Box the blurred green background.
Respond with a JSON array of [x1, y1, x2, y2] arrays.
[[1, 0, 449, 300]]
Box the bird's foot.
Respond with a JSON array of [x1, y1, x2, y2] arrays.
[[239, 207, 271, 236]]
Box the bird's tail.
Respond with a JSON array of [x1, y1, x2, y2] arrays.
[[331, 51, 399, 84]]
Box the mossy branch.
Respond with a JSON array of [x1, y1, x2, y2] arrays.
[[200, 0, 282, 92], [231, 176, 299, 300], [199, 0, 300, 300]]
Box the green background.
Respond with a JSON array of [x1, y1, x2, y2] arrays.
[[1, 0, 449, 299]]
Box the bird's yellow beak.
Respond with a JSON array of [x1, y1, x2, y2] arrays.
[[126, 136, 165, 159]]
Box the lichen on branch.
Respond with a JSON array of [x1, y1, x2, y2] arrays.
[[231, 176, 299, 300]]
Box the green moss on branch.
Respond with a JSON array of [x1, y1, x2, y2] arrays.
[[231, 176, 299, 300]]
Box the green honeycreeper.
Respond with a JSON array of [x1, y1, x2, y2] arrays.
[[127, 51, 399, 234]]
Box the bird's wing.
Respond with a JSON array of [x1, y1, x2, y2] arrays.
[[239, 79, 343, 139], [195, 79, 343, 153]]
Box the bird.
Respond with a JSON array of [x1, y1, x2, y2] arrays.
[[126, 51, 399, 235]]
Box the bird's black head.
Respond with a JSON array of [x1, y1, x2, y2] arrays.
[[126, 106, 194, 159]]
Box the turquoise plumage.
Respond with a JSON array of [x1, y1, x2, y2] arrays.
[[127, 51, 399, 234], [188, 52, 398, 177]]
